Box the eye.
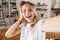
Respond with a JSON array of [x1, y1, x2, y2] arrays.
[[22, 9, 26, 13], [29, 9, 32, 12]]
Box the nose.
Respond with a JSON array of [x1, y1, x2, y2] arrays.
[[26, 11, 30, 16]]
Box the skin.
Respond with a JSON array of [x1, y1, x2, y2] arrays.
[[21, 4, 35, 23], [5, 4, 35, 38], [5, 3, 60, 38]]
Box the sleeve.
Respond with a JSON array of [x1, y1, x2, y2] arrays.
[[38, 19, 46, 31], [41, 19, 46, 32], [37, 19, 46, 40]]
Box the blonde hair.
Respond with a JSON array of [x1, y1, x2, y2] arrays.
[[19, 1, 40, 27]]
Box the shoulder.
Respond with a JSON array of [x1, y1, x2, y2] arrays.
[[35, 19, 45, 27], [37, 19, 45, 24], [36, 19, 46, 31]]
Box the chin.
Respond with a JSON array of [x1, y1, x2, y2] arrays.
[[26, 19, 32, 22], [24, 17, 33, 22]]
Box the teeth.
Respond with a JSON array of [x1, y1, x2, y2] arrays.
[[25, 15, 32, 18]]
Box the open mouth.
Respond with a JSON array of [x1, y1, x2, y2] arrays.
[[25, 15, 32, 18]]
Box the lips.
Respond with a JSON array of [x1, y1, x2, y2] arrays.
[[25, 15, 32, 18]]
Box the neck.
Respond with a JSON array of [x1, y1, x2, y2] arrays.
[[27, 20, 33, 23], [28, 21, 32, 23]]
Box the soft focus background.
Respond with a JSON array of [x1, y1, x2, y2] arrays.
[[0, 0, 60, 40]]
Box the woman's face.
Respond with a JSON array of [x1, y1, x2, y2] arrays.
[[21, 4, 35, 23]]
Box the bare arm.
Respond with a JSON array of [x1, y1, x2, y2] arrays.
[[5, 18, 22, 38], [42, 15, 60, 32], [11, 27, 21, 37]]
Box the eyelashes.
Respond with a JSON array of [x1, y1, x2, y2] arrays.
[[29, 7, 32, 11], [22, 9, 32, 13]]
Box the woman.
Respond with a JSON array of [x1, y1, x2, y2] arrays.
[[5, 1, 60, 40]]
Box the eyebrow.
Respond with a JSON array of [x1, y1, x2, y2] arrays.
[[22, 6, 33, 10]]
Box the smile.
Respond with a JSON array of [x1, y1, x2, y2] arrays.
[[25, 15, 32, 18]]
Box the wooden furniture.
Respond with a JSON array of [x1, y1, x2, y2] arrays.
[[0, 28, 60, 40], [46, 32, 60, 40], [0, 28, 20, 40]]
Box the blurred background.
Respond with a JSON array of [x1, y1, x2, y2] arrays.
[[0, 0, 60, 40]]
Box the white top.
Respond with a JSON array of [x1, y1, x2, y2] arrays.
[[19, 19, 46, 40]]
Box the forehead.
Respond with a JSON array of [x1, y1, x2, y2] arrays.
[[22, 4, 33, 9]]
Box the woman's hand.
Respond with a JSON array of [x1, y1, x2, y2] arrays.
[[5, 17, 23, 38], [18, 17, 23, 23]]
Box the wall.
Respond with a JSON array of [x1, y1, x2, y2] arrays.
[[16, 0, 52, 18], [0, 0, 1, 4], [28, 0, 52, 18], [16, 0, 23, 17]]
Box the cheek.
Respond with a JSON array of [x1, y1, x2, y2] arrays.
[[31, 13, 34, 19], [32, 12, 34, 16], [22, 13, 25, 17], [32, 14, 34, 18]]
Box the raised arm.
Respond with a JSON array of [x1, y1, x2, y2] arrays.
[[42, 15, 60, 32], [5, 18, 22, 38]]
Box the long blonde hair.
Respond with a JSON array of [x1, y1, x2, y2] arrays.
[[19, 1, 40, 27]]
